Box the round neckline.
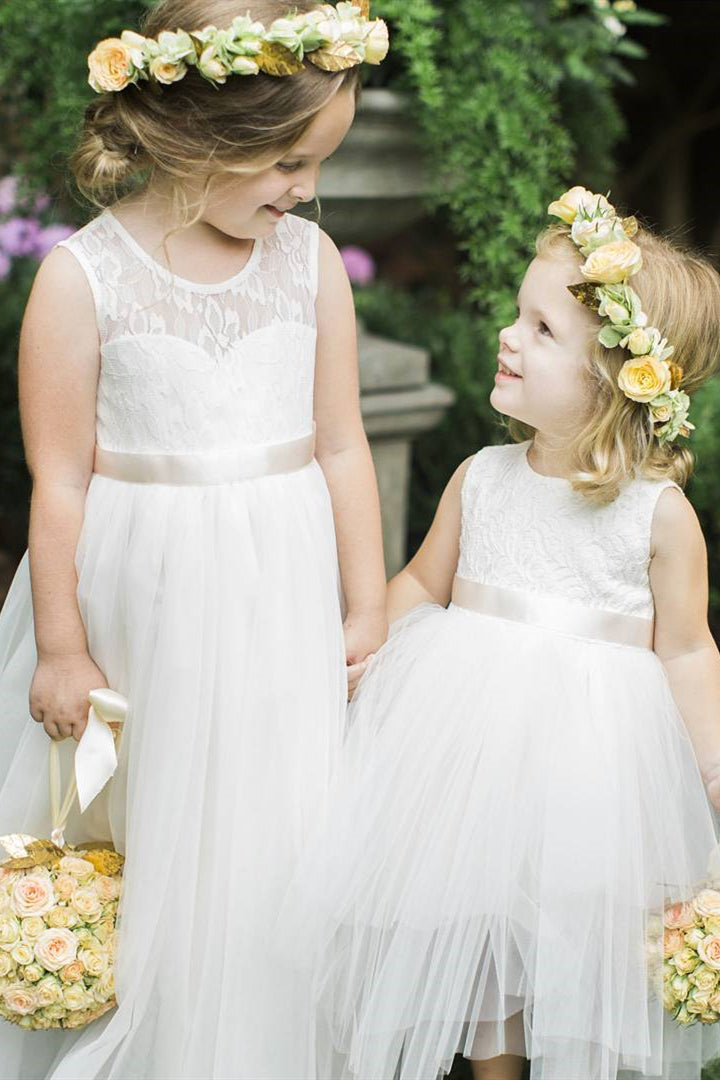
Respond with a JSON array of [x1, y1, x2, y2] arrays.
[[103, 209, 264, 294], [521, 442, 572, 484]]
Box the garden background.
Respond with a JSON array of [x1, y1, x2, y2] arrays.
[[0, 1, 720, 1075]]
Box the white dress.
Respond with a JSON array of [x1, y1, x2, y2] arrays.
[[296, 442, 719, 1080], [0, 211, 347, 1079]]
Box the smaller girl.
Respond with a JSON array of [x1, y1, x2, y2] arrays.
[[298, 188, 720, 1080]]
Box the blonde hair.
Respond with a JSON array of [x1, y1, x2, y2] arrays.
[[71, 0, 359, 213], [507, 223, 720, 503]]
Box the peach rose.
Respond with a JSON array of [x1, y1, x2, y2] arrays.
[[698, 935, 720, 971], [59, 960, 85, 985], [2, 983, 37, 1015], [617, 356, 671, 403], [33, 928, 78, 972], [665, 901, 698, 931], [11, 874, 54, 918], [149, 57, 187, 85], [694, 890, 720, 918], [664, 928, 685, 958], [88, 38, 135, 93], [94, 876, 121, 904], [581, 238, 642, 284]]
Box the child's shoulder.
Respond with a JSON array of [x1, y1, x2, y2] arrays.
[[461, 440, 527, 486]]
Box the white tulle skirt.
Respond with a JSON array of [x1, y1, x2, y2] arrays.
[[0, 462, 347, 1080], [289, 603, 719, 1080]]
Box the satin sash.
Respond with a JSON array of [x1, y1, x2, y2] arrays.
[[94, 429, 315, 486], [451, 576, 654, 650]]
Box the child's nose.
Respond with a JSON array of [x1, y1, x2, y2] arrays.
[[290, 166, 319, 205], [499, 324, 520, 351]]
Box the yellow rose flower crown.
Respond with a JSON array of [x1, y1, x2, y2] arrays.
[[87, 2, 389, 93], [548, 186, 692, 446]]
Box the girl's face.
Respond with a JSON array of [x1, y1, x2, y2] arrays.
[[197, 83, 356, 239], [491, 254, 598, 437]]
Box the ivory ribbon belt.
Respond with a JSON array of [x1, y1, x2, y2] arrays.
[[93, 429, 315, 486], [451, 575, 653, 649]]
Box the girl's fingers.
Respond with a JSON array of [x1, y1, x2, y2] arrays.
[[44, 721, 63, 741]]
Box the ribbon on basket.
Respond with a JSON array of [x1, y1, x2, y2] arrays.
[[0, 688, 127, 865]]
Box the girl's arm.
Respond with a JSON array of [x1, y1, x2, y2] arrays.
[[19, 247, 107, 742], [650, 487, 720, 810], [314, 230, 387, 676], [387, 457, 472, 624]]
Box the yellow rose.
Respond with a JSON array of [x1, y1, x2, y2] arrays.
[[548, 186, 611, 224], [78, 945, 109, 978], [691, 963, 719, 992], [581, 238, 642, 284], [46, 906, 79, 930], [10, 943, 34, 966], [617, 356, 671, 403], [88, 38, 135, 93], [651, 402, 672, 424], [0, 913, 21, 950], [673, 946, 700, 975], [21, 916, 46, 943], [63, 983, 91, 1012], [364, 20, 389, 64], [34, 976, 63, 1008], [149, 57, 187, 85]]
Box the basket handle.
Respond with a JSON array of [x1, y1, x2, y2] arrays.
[[49, 689, 128, 849]]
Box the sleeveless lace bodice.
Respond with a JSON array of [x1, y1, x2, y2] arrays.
[[59, 211, 319, 452], [457, 442, 676, 621]]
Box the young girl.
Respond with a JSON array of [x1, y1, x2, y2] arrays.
[[296, 188, 720, 1080], [0, 2, 387, 1078]]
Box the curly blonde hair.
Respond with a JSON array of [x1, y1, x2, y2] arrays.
[[508, 223, 720, 503], [71, 0, 359, 212]]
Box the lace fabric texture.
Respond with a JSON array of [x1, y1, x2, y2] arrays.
[[60, 211, 319, 451], [457, 441, 676, 621]]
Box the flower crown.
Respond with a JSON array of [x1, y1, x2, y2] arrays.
[[88, 2, 389, 93], [548, 186, 693, 446]]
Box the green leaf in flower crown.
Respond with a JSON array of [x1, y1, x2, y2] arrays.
[[567, 282, 600, 311], [598, 324, 625, 348]]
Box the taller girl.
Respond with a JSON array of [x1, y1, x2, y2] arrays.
[[0, 3, 387, 1077]]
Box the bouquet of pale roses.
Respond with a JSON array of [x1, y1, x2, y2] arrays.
[[660, 889, 720, 1027], [0, 689, 126, 1030]]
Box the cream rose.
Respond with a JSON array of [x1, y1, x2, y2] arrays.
[[21, 916, 46, 943], [149, 57, 187, 84], [691, 963, 719, 992], [78, 945, 109, 978], [0, 951, 13, 978], [548, 186, 604, 224], [11, 874, 54, 918], [63, 983, 92, 1012], [0, 914, 21, 951], [686, 927, 706, 949], [46, 906, 79, 930], [673, 946, 700, 975], [625, 327, 652, 356], [665, 901, 698, 931], [34, 928, 78, 972], [11, 942, 34, 967], [571, 215, 618, 254], [2, 983, 37, 1015], [231, 56, 260, 75], [53, 875, 78, 902], [60, 960, 85, 985], [35, 975, 64, 1008], [651, 401, 672, 424], [671, 973, 691, 1001], [617, 356, 671, 403], [698, 935, 720, 971], [42, 1002, 67, 1021], [88, 38, 135, 93], [664, 928, 685, 959], [694, 890, 720, 918], [93, 968, 115, 1004], [59, 857, 94, 882], [93, 919, 115, 945], [71, 888, 103, 923], [198, 46, 228, 83], [364, 20, 389, 64], [581, 238, 642, 284]]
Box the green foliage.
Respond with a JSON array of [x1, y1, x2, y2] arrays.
[[686, 379, 720, 638]]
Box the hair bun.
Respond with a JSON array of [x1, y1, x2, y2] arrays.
[[71, 100, 145, 203]]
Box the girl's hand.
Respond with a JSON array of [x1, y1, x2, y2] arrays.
[[344, 609, 387, 701], [29, 653, 109, 742], [704, 761, 720, 813]]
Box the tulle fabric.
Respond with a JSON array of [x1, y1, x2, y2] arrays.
[[290, 603, 719, 1080], [0, 462, 346, 1080]]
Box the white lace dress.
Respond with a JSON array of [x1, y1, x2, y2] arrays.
[[295, 442, 719, 1080], [0, 211, 347, 1080]]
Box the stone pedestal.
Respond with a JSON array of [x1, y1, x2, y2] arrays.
[[358, 323, 454, 575]]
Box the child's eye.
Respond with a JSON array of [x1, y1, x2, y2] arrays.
[[276, 161, 303, 174], [538, 321, 552, 337]]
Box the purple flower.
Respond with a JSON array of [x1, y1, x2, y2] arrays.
[[0, 251, 11, 281], [0, 176, 17, 216], [34, 194, 51, 214], [341, 245, 376, 287], [0, 217, 41, 258], [34, 224, 76, 260]]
